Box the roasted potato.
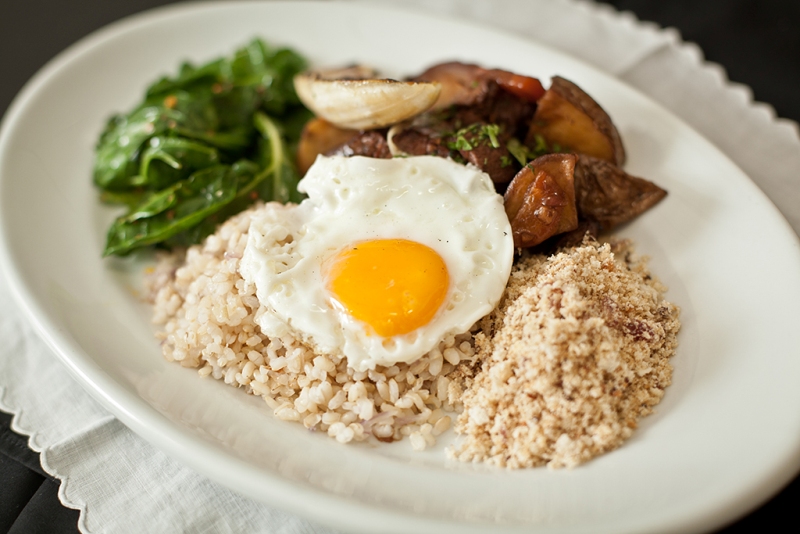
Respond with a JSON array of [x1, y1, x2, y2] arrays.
[[525, 77, 625, 166], [504, 153, 578, 248], [296, 118, 358, 175], [547, 219, 603, 250], [574, 155, 666, 229]]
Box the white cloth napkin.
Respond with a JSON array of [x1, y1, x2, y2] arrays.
[[1, 0, 798, 532]]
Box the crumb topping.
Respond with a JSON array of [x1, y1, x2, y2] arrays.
[[451, 238, 680, 468]]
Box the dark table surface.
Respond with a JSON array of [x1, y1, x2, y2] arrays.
[[1, 1, 798, 532]]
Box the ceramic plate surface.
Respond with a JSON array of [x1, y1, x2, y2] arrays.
[[2, 2, 800, 533]]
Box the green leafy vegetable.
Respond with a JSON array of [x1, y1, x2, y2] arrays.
[[137, 137, 220, 189], [252, 113, 304, 205], [103, 111, 302, 257], [94, 38, 309, 256], [94, 107, 166, 190], [99, 189, 148, 209], [104, 165, 242, 256]]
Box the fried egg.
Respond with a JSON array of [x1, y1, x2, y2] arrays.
[[239, 155, 513, 371]]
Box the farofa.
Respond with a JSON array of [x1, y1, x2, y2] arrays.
[[453, 240, 680, 468], [149, 206, 680, 465]]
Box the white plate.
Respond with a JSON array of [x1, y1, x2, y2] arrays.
[[2, 2, 800, 533]]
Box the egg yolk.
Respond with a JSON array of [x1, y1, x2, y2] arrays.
[[325, 239, 449, 338]]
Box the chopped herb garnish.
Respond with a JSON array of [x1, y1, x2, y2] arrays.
[[530, 134, 550, 157], [506, 134, 565, 165], [451, 152, 467, 165], [506, 137, 532, 165], [445, 123, 502, 151], [451, 136, 474, 151], [484, 124, 500, 148]]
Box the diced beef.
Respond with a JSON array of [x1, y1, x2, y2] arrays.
[[328, 130, 391, 159], [412, 62, 492, 109], [390, 128, 451, 158], [460, 142, 517, 184], [435, 82, 535, 139]]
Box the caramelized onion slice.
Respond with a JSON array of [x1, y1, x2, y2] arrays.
[[294, 69, 441, 130]]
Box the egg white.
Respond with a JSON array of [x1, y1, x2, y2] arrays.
[[239, 155, 513, 371]]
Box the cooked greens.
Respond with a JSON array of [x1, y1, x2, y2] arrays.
[[95, 39, 311, 256]]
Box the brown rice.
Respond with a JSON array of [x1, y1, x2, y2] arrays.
[[150, 206, 475, 449]]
